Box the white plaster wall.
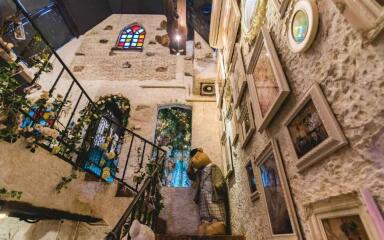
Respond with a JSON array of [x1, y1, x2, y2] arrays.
[[220, 0, 384, 239]]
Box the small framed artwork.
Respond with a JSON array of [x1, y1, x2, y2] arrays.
[[247, 27, 290, 133], [220, 0, 241, 72], [230, 45, 248, 108], [238, 92, 256, 149], [224, 136, 235, 178], [330, 0, 384, 41], [284, 83, 348, 172], [288, 0, 319, 53], [272, 0, 291, 17], [255, 139, 302, 239], [306, 189, 384, 240], [245, 160, 259, 201]]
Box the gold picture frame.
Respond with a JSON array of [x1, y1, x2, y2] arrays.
[[283, 83, 348, 172], [255, 139, 302, 240], [247, 27, 290, 133], [331, 0, 384, 41], [306, 190, 384, 240], [241, 0, 268, 43]]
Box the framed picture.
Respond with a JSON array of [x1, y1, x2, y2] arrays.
[[245, 160, 259, 201], [220, 0, 241, 72], [288, 0, 319, 53], [272, 0, 291, 17], [306, 189, 384, 240], [330, 0, 384, 41], [284, 83, 348, 172], [230, 44, 248, 108], [238, 91, 256, 149], [241, 0, 268, 43], [247, 27, 290, 132], [224, 136, 235, 178], [255, 139, 302, 239]]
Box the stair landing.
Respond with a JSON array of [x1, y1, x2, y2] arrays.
[[156, 235, 245, 240]]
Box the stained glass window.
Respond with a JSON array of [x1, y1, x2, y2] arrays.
[[115, 23, 146, 51]]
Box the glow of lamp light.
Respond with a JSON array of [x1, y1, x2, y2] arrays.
[[175, 34, 181, 41], [0, 213, 8, 219]]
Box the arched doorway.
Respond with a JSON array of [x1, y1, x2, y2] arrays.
[[154, 105, 192, 187]]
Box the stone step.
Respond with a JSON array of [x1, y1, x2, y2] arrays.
[[156, 235, 245, 240]]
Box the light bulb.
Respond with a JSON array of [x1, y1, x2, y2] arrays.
[[175, 34, 181, 41]]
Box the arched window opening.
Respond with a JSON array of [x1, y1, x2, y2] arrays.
[[154, 105, 192, 188], [78, 95, 130, 183], [114, 23, 146, 51]]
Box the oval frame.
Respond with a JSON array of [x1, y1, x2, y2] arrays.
[[288, 0, 319, 53], [241, 0, 268, 43]]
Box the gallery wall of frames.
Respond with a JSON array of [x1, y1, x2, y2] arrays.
[[212, 0, 384, 239]]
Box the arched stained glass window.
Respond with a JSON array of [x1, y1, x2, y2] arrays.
[[114, 23, 146, 51]]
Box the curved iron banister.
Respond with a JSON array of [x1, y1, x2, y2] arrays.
[[10, 0, 166, 192], [106, 155, 165, 240]]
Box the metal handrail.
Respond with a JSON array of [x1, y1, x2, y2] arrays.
[[106, 155, 165, 240], [11, 0, 166, 192]]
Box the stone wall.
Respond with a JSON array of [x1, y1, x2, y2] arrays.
[[1, 13, 223, 237], [222, 0, 384, 239], [69, 14, 176, 82]]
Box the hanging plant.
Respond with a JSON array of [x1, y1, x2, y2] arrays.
[[0, 62, 30, 142], [0, 186, 22, 200], [55, 170, 78, 193], [63, 94, 131, 155]]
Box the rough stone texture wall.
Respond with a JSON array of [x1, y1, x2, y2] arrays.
[[224, 0, 384, 239], [69, 14, 176, 82], [1, 13, 223, 237]]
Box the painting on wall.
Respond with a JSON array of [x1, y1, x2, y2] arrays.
[[284, 83, 347, 172], [255, 140, 302, 239], [259, 151, 294, 234], [155, 106, 192, 188], [287, 100, 328, 158], [220, 0, 241, 71], [247, 27, 290, 132], [306, 189, 384, 240], [238, 91, 256, 149], [288, 0, 319, 53], [230, 44, 248, 108], [245, 160, 259, 201], [241, 0, 268, 43], [322, 215, 369, 239], [330, 0, 384, 41]]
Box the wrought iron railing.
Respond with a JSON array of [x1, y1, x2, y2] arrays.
[[105, 157, 166, 240], [7, 0, 166, 194]]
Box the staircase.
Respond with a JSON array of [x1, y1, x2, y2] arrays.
[[2, 1, 166, 238], [156, 235, 245, 240]]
